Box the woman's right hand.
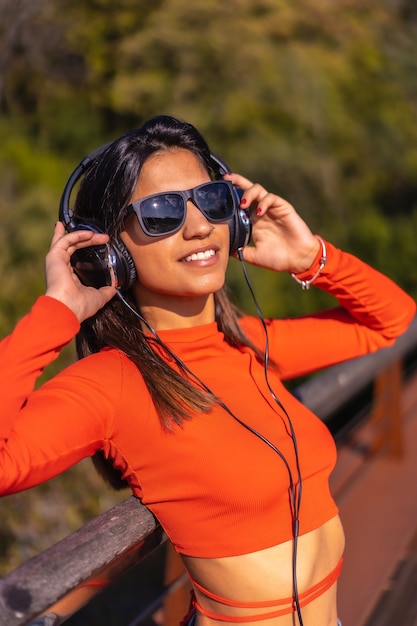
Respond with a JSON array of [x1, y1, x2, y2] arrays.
[[45, 222, 117, 323]]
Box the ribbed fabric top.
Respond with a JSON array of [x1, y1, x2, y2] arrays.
[[1, 241, 415, 557]]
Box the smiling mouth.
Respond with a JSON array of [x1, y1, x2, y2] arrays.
[[183, 249, 216, 262]]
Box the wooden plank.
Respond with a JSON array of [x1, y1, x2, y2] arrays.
[[297, 317, 417, 420], [369, 360, 403, 458], [333, 373, 417, 626], [2, 317, 417, 625], [0, 497, 164, 626], [362, 527, 417, 626]]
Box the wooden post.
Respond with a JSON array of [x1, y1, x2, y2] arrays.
[[369, 359, 403, 458]]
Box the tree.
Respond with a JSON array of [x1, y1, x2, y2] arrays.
[[0, 0, 416, 575]]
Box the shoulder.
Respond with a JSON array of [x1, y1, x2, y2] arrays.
[[43, 345, 153, 431], [239, 315, 283, 346], [66, 346, 144, 385]]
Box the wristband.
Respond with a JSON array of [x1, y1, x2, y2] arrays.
[[290, 236, 327, 290]]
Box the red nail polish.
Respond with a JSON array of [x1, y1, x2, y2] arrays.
[[240, 198, 247, 205], [256, 207, 262, 216]]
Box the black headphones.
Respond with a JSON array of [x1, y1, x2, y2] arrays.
[[59, 142, 252, 292]]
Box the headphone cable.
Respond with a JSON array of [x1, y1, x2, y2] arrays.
[[237, 249, 303, 624], [116, 278, 304, 625]]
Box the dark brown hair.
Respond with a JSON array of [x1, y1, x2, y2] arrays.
[[74, 115, 263, 489]]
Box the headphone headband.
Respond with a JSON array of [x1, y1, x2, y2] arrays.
[[59, 139, 252, 291]]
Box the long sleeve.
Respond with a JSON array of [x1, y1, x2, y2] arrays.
[[0, 296, 122, 495], [240, 241, 416, 380], [1, 242, 415, 500], [1, 296, 80, 434]]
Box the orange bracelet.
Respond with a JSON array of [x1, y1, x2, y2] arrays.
[[290, 235, 327, 290]]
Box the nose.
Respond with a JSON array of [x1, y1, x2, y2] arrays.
[[182, 200, 213, 239]]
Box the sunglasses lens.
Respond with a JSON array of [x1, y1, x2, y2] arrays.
[[140, 195, 184, 235], [196, 183, 234, 221], [136, 182, 235, 236]]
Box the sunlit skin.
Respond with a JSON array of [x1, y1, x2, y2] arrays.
[[44, 150, 344, 626], [45, 150, 321, 327], [118, 150, 344, 626], [120, 149, 231, 330]]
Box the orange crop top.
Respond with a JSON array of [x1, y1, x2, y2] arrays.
[[0, 241, 415, 559]]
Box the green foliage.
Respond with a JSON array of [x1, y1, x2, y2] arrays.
[[0, 0, 417, 575], [0, 122, 70, 333]]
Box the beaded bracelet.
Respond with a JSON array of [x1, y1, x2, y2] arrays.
[[290, 235, 327, 290]]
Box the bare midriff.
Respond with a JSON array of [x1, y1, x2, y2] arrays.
[[181, 515, 345, 626]]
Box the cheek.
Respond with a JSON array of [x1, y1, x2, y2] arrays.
[[217, 223, 232, 258], [123, 236, 178, 289], [128, 247, 167, 284], [120, 225, 165, 274]]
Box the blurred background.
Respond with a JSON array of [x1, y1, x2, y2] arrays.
[[0, 0, 416, 617]]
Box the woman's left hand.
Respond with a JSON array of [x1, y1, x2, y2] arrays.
[[225, 173, 320, 274]]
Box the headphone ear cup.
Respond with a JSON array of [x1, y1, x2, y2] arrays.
[[228, 188, 252, 256], [209, 153, 252, 256], [112, 239, 137, 291], [68, 224, 137, 291]]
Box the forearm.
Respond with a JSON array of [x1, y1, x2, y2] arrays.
[[242, 241, 416, 380], [296, 240, 416, 342], [0, 296, 80, 445]]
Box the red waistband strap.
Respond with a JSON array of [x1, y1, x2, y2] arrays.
[[191, 557, 343, 622]]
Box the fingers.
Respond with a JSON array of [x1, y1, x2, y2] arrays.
[[224, 173, 289, 217], [224, 173, 318, 273], [47, 224, 111, 271], [45, 223, 117, 322], [224, 172, 254, 190], [49, 222, 109, 255], [50, 220, 66, 244]]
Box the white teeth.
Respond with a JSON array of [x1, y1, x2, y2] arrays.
[[184, 249, 215, 262]]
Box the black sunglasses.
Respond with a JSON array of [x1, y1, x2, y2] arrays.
[[126, 180, 238, 237]]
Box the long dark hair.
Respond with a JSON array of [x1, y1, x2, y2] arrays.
[[75, 115, 262, 489]]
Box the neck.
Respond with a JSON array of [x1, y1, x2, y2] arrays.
[[133, 292, 216, 331]]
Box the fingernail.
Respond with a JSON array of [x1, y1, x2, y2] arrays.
[[240, 198, 247, 205], [256, 207, 262, 216]]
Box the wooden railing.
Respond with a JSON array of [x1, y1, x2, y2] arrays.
[[1, 318, 417, 626]]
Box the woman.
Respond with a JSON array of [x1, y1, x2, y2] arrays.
[[1, 115, 415, 626]]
